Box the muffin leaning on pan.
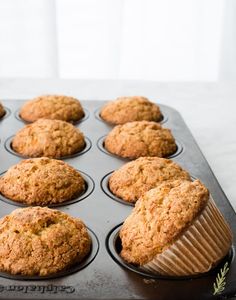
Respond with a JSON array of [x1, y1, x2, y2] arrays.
[[120, 179, 232, 276]]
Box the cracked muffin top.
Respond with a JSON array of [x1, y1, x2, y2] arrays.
[[100, 96, 162, 125], [0, 206, 91, 276], [12, 119, 85, 158], [104, 121, 176, 159], [0, 102, 5, 118], [120, 180, 209, 265], [109, 157, 191, 203], [0, 157, 85, 206], [20, 95, 84, 123]]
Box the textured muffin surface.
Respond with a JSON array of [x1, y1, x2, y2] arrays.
[[20, 95, 84, 123], [120, 180, 209, 265], [0, 102, 5, 118], [0, 158, 85, 206], [12, 119, 85, 158], [104, 121, 176, 159], [109, 157, 191, 203], [100, 96, 162, 125], [0, 207, 91, 276]]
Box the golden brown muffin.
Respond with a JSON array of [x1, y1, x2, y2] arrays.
[[12, 119, 85, 158], [120, 180, 232, 276], [0, 207, 91, 276], [0, 158, 85, 206], [109, 157, 191, 203], [20, 95, 84, 123], [0, 102, 5, 118], [104, 121, 176, 159], [100, 96, 162, 125]]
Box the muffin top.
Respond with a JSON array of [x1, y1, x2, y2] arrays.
[[109, 157, 191, 203], [0, 207, 91, 276], [120, 180, 209, 265], [12, 119, 85, 158], [20, 95, 84, 123], [0, 102, 5, 118], [104, 121, 176, 159], [0, 157, 85, 206], [100, 96, 162, 125]]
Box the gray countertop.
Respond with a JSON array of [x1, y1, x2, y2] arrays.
[[0, 79, 235, 211]]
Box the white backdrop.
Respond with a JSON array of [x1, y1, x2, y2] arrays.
[[0, 0, 235, 80]]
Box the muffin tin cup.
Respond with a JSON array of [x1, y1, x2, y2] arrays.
[[142, 196, 232, 276], [14, 107, 90, 125], [0, 107, 11, 121], [0, 227, 99, 281], [94, 107, 168, 125], [97, 135, 183, 159], [4, 135, 92, 159], [0, 170, 95, 208], [107, 223, 234, 280]]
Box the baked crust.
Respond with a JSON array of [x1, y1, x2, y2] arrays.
[[0, 207, 91, 276], [100, 96, 162, 125], [109, 157, 191, 203], [104, 121, 176, 159], [0, 158, 85, 205], [12, 119, 85, 158], [20, 95, 84, 123], [120, 180, 209, 265]]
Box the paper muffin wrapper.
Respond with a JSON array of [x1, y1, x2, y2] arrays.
[[141, 197, 233, 276]]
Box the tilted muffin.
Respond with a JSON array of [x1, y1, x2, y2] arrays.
[[100, 96, 162, 125], [0, 207, 91, 276], [109, 157, 191, 203], [120, 180, 232, 276], [0, 102, 5, 118], [12, 119, 85, 158], [20, 95, 84, 123], [0, 158, 86, 206], [104, 121, 176, 159]]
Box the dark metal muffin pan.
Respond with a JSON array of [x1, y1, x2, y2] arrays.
[[0, 100, 235, 300]]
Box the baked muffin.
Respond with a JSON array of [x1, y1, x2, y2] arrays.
[[100, 96, 162, 125], [0, 158, 85, 206], [0, 102, 5, 118], [12, 119, 85, 158], [109, 157, 191, 203], [104, 121, 176, 159], [0, 207, 91, 276], [120, 180, 232, 276], [20, 95, 84, 123]]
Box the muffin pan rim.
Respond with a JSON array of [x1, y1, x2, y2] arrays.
[[4, 135, 92, 160]]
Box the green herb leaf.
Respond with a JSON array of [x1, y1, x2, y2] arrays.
[[213, 262, 230, 296]]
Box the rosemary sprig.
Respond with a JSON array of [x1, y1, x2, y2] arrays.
[[213, 262, 230, 295]]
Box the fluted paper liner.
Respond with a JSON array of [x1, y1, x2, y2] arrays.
[[141, 197, 233, 276]]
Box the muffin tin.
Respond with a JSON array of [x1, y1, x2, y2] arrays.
[[0, 100, 235, 300]]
